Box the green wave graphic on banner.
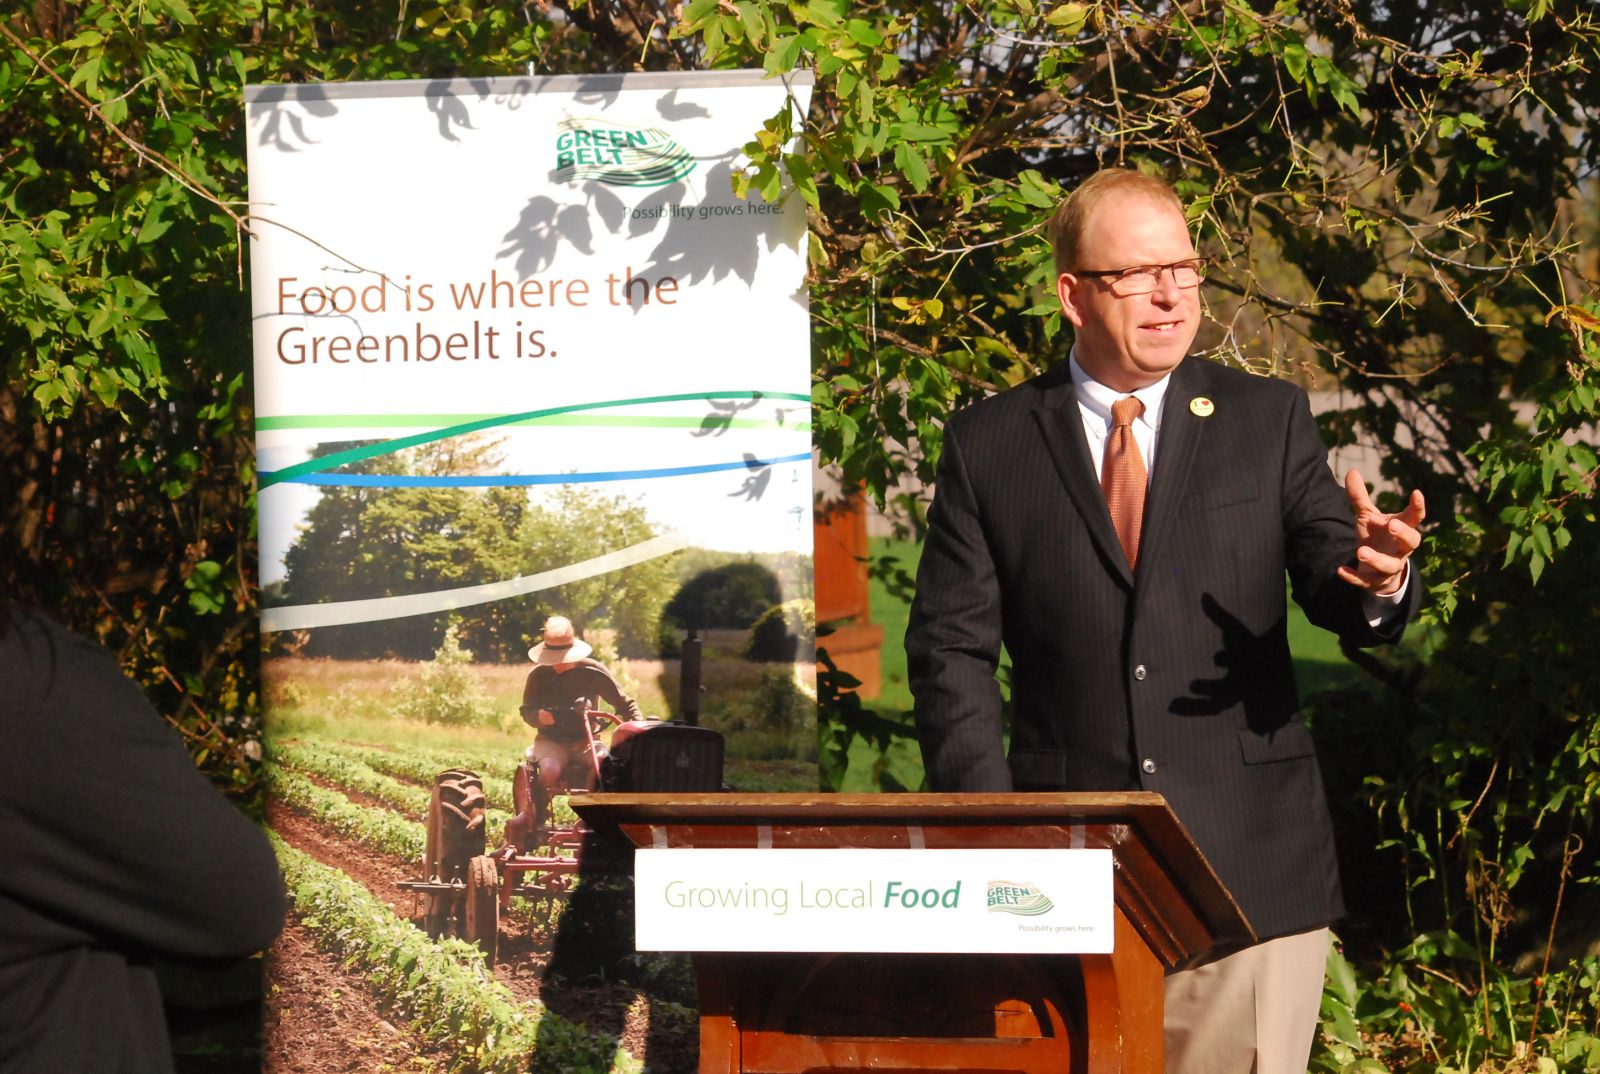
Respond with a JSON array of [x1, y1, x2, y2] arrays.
[[258, 414, 807, 432], [553, 118, 695, 187], [257, 390, 809, 489]]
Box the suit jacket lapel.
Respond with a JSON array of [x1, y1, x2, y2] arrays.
[[1031, 373, 1134, 588], [1135, 357, 1208, 601]]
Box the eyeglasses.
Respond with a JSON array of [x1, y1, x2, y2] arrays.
[[1073, 257, 1209, 296]]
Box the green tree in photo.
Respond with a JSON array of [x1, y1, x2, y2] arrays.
[[513, 483, 679, 657], [279, 435, 526, 660], [279, 437, 675, 660]]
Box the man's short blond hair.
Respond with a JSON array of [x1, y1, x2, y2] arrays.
[[1049, 169, 1185, 276]]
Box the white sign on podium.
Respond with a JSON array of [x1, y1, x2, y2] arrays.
[[633, 848, 1114, 954]]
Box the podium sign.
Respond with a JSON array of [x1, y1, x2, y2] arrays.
[[635, 847, 1113, 953]]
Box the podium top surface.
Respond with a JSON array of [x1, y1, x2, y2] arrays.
[[573, 792, 1255, 962], [578, 790, 1174, 821]]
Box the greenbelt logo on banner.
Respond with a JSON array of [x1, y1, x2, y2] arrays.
[[553, 118, 695, 186], [986, 879, 1055, 916]]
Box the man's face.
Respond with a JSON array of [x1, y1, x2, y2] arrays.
[[1056, 191, 1201, 392]]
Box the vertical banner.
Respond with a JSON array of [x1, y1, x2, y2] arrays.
[[247, 69, 814, 718], [245, 71, 814, 1068]]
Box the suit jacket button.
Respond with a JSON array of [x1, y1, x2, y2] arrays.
[[1141, 758, 1157, 774], [1133, 664, 1148, 681]]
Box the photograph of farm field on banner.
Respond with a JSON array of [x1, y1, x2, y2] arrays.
[[246, 71, 816, 1071], [257, 434, 817, 1074]]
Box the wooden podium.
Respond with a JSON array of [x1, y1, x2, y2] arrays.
[[573, 792, 1253, 1074]]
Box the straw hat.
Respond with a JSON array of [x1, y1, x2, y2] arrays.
[[527, 615, 593, 665]]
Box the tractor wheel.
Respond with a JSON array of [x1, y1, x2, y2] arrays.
[[424, 768, 486, 884], [464, 855, 500, 964]]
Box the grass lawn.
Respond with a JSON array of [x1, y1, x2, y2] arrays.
[[839, 536, 1373, 791]]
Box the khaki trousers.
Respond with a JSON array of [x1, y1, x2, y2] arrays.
[[1163, 927, 1330, 1074]]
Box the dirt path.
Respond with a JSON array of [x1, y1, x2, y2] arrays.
[[263, 920, 445, 1074]]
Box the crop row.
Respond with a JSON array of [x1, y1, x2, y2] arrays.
[[271, 834, 639, 1074], [300, 737, 518, 808], [304, 736, 579, 826], [266, 763, 557, 922], [272, 739, 513, 838], [267, 763, 427, 861]]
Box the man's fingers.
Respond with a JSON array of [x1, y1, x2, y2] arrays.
[[1356, 544, 1409, 577], [1335, 564, 1376, 589], [1398, 488, 1427, 529], [1385, 516, 1422, 554], [1343, 469, 1375, 513]]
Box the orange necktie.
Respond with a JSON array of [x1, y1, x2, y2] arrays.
[[1102, 396, 1147, 570]]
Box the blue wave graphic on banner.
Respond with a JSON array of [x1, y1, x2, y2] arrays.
[[281, 451, 812, 488]]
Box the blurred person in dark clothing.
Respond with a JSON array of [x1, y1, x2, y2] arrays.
[[0, 602, 285, 1073]]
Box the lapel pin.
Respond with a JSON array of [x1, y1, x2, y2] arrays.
[[1189, 396, 1214, 417]]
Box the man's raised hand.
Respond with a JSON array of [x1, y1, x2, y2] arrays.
[[1337, 469, 1425, 596]]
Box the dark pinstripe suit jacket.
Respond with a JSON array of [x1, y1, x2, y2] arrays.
[[906, 356, 1419, 941]]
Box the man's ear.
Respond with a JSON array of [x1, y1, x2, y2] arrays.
[[1056, 272, 1086, 328]]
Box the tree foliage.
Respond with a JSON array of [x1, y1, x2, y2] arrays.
[[663, 560, 783, 629]]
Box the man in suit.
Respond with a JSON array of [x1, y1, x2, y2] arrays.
[[905, 168, 1425, 1074]]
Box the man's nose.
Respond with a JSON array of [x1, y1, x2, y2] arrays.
[[1153, 268, 1183, 304]]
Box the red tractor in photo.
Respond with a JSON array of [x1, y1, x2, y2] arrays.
[[401, 705, 724, 963]]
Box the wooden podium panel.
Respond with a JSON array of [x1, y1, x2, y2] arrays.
[[574, 793, 1253, 1074]]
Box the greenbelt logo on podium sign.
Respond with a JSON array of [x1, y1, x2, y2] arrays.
[[553, 118, 695, 186], [986, 879, 1055, 916]]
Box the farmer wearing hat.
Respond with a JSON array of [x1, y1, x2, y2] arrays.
[[519, 615, 642, 792]]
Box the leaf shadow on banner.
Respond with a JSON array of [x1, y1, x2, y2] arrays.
[[656, 88, 712, 122], [423, 79, 484, 141], [250, 84, 339, 153], [499, 158, 790, 294]]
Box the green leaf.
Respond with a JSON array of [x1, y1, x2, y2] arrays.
[[1325, 941, 1361, 1009], [860, 182, 900, 219], [1044, 2, 1088, 34], [1329, 76, 1360, 117], [894, 143, 931, 193], [1531, 522, 1553, 559], [844, 18, 883, 46], [799, 0, 844, 28], [771, 32, 805, 71], [137, 216, 174, 245], [68, 55, 102, 95], [1282, 41, 1308, 82]]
